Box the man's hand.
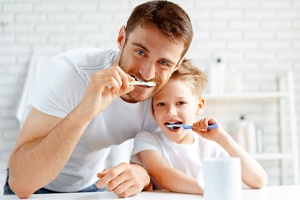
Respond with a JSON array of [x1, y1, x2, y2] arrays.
[[96, 162, 152, 198], [78, 65, 135, 122]]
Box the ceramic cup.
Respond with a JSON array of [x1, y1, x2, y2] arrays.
[[201, 157, 241, 200]]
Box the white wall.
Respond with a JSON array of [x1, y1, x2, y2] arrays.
[[0, 0, 300, 194]]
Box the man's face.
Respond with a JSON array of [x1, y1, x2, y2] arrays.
[[119, 24, 185, 103]]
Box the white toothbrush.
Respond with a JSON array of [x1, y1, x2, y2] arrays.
[[129, 81, 156, 87]]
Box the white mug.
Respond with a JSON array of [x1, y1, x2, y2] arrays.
[[201, 157, 241, 200]]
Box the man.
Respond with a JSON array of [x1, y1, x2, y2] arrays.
[[6, 1, 193, 198]]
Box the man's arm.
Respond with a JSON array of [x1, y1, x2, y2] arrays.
[[9, 65, 134, 199], [9, 106, 91, 198]]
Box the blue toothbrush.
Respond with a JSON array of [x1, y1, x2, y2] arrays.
[[166, 124, 218, 130]]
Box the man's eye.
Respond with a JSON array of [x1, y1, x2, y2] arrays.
[[160, 60, 168, 65], [137, 50, 145, 56]]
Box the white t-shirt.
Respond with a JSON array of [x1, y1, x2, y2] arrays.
[[27, 48, 158, 192], [131, 131, 229, 189]]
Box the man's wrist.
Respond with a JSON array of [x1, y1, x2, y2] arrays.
[[131, 163, 153, 191], [143, 176, 153, 191]]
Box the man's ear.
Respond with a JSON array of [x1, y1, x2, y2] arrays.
[[114, 26, 126, 66], [117, 26, 126, 49], [196, 98, 205, 116]]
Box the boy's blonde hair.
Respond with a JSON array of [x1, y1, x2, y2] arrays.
[[170, 59, 207, 98]]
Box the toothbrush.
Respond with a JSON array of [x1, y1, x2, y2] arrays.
[[166, 124, 218, 130], [129, 81, 156, 87]]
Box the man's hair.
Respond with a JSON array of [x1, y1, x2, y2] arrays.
[[170, 59, 208, 98], [126, 0, 193, 57]]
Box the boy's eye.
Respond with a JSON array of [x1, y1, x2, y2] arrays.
[[137, 50, 145, 56], [177, 101, 185, 105], [157, 102, 165, 107]]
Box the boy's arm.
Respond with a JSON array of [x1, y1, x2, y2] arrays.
[[193, 117, 268, 189], [214, 132, 268, 188], [138, 150, 203, 195]]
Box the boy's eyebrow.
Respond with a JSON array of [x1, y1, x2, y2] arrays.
[[132, 42, 176, 65]]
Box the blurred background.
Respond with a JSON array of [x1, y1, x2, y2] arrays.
[[0, 0, 300, 194]]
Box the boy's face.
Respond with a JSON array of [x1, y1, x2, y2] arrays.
[[118, 24, 185, 103], [152, 79, 204, 144]]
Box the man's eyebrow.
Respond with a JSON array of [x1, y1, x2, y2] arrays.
[[132, 42, 176, 65], [132, 42, 150, 53]]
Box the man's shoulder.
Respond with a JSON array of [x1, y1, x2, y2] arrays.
[[63, 47, 114, 55], [58, 48, 118, 64], [44, 48, 118, 80]]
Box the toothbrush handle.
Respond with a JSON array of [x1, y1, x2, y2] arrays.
[[183, 124, 218, 130], [208, 124, 218, 129], [182, 125, 193, 129], [129, 81, 144, 86]]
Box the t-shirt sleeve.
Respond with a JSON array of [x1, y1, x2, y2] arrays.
[[209, 140, 230, 158], [30, 56, 86, 118], [130, 131, 160, 165]]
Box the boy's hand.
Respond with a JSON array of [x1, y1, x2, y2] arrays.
[[192, 117, 224, 141]]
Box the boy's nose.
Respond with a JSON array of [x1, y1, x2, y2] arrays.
[[166, 106, 177, 117]]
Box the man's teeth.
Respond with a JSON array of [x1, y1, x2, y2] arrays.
[[132, 76, 140, 81], [132, 76, 146, 82]]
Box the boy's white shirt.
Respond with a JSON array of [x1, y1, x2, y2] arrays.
[[131, 130, 229, 189]]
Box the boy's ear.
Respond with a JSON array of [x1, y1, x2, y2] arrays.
[[174, 57, 185, 71], [196, 98, 205, 115], [151, 100, 156, 119]]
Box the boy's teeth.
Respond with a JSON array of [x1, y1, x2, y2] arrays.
[[165, 122, 182, 125]]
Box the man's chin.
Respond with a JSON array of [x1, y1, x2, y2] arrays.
[[121, 91, 153, 103]]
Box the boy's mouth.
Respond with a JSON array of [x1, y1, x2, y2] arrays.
[[165, 121, 182, 130]]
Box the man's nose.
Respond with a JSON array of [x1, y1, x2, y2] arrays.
[[140, 62, 156, 80]]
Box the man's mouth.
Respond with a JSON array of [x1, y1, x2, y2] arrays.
[[130, 76, 156, 87], [131, 75, 141, 82]]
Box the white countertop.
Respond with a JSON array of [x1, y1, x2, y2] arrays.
[[1, 185, 300, 200]]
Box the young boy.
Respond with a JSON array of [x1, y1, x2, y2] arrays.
[[131, 60, 268, 194]]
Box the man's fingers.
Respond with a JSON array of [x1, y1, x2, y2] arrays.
[[108, 174, 131, 193], [111, 176, 141, 198], [105, 172, 127, 192], [117, 184, 140, 198], [96, 164, 125, 188], [110, 66, 134, 94], [97, 168, 110, 178], [96, 163, 145, 197]]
